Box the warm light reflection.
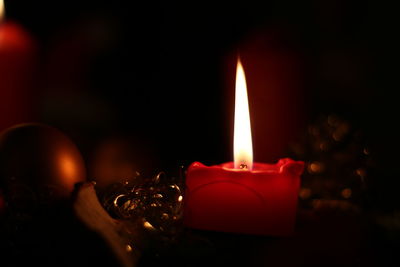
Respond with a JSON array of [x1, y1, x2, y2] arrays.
[[143, 221, 156, 231], [234, 58, 253, 170], [0, 0, 4, 22], [341, 188, 352, 199], [59, 154, 77, 180], [125, 244, 133, 252]]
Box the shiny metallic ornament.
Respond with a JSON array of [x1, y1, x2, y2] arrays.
[[0, 123, 86, 213]]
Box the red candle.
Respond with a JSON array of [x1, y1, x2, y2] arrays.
[[0, 0, 36, 130], [184, 59, 304, 236]]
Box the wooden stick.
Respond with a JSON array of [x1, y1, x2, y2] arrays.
[[73, 182, 143, 267]]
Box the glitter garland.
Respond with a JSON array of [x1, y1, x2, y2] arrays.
[[101, 167, 185, 241]]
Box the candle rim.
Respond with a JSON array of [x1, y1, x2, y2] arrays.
[[221, 162, 279, 173], [189, 158, 304, 175]]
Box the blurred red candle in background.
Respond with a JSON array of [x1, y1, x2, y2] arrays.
[[184, 59, 304, 236], [0, 0, 37, 131]]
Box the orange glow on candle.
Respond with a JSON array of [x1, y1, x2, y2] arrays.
[[234, 58, 253, 170]]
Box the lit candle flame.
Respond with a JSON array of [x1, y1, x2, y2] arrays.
[[234, 58, 253, 170], [0, 0, 4, 23]]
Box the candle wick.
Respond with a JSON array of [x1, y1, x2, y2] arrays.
[[239, 163, 248, 170]]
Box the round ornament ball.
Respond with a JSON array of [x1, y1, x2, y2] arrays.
[[0, 123, 86, 202]]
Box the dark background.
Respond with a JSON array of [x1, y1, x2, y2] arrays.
[[5, 0, 395, 166], [2, 0, 400, 266], [6, 0, 397, 206]]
